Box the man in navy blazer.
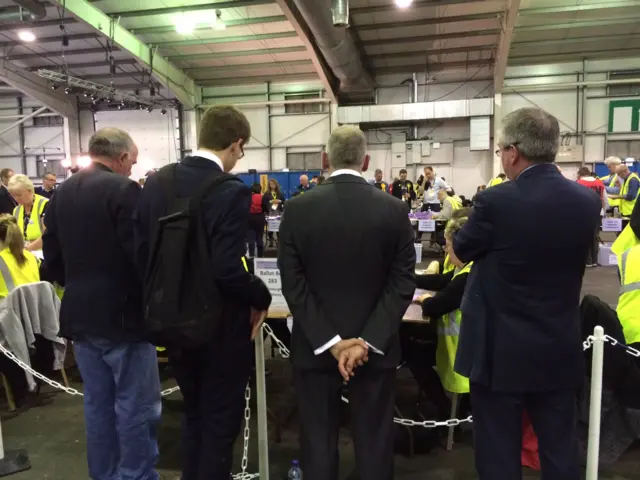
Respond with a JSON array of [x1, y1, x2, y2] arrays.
[[453, 107, 601, 479], [134, 105, 271, 480]]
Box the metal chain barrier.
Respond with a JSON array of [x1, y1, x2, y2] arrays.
[[603, 334, 640, 357], [232, 385, 259, 480]]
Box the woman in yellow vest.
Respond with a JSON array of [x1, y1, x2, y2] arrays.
[[0, 214, 40, 298], [7, 174, 48, 252], [400, 216, 472, 418]]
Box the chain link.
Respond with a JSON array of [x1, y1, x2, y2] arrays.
[[583, 335, 595, 351], [604, 334, 640, 357]]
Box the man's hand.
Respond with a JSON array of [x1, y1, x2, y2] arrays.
[[329, 338, 367, 362], [250, 308, 268, 340], [338, 345, 369, 381]]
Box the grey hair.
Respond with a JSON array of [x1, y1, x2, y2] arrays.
[[88, 128, 135, 160], [7, 174, 34, 194], [605, 156, 621, 166], [326, 126, 367, 169], [499, 107, 559, 163]]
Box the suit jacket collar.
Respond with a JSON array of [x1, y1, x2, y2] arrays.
[[516, 162, 559, 181], [182, 155, 223, 172], [324, 174, 368, 186], [92, 162, 114, 174]]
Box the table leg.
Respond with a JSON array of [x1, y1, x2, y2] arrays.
[[254, 332, 270, 479]]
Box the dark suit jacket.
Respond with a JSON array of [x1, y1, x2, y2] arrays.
[[278, 173, 416, 369], [0, 185, 16, 215], [453, 163, 601, 392], [134, 156, 271, 348], [43, 163, 144, 342]]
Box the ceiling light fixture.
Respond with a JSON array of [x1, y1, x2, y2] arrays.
[[174, 14, 196, 34], [213, 10, 226, 30], [18, 30, 36, 43], [395, 0, 413, 8]]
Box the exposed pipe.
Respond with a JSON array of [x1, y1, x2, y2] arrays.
[[0, 106, 46, 138], [198, 98, 332, 109], [503, 77, 640, 93], [291, 0, 374, 94], [411, 72, 418, 140], [331, 0, 348, 27], [11, 0, 46, 20]]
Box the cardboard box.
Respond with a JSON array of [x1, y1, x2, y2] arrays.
[[598, 243, 618, 266]]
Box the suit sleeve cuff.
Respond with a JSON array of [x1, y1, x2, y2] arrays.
[[314, 335, 341, 355], [360, 338, 384, 355]]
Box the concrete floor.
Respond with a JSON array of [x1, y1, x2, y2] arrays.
[[2, 262, 638, 480]]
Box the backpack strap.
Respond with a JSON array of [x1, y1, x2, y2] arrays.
[[189, 172, 240, 213]]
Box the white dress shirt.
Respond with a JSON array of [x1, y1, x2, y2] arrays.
[[192, 149, 224, 172], [313, 168, 384, 356]]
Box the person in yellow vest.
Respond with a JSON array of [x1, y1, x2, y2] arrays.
[[7, 174, 48, 252], [0, 214, 40, 298], [487, 173, 506, 188], [423, 208, 471, 275], [609, 164, 639, 219], [616, 243, 640, 348], [613, 199, 640, 258], [600, 156, 623, 212], [432, 189, 461, 222], [400, 216, 472, 418]]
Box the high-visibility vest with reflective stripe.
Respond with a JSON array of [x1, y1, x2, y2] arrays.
[[487, 177, 503, 188], [442, 254, 455, 274], [612, 224, 640, 257], [617, 246, 640, 345], [600, 174, 620, 208], [445, 196, 461, 211], [620, 173, 640, 216], [0, 248, 40, 298], [13, 194, 48, 242], [435, 261, 473, 394]]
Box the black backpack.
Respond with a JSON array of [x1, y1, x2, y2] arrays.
[[143, 163, 240, 348]]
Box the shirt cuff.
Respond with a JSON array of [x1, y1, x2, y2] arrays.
[[314, 335, 341, 355], [360, 338, 384, 355]]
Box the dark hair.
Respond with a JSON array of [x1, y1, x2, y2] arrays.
[[577, 166, 591, 177], [251, 183, 262, 194], [424, 166, 434, 173], [399, 169, 407, 175], [268, 178, 281, 196], [317, 175, 325, 185], [447, 188, 456, 196], [311, 175, 318, 180], [0, 168, 13, 181], [198, 105, 251, 151], [498, 173, 506, 179]]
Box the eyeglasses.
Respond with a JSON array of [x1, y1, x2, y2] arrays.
[[495, 143, 519, 158]]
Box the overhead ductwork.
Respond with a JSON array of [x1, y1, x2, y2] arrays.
[[11, 0, 46, 20], [331, 0, 349, 27], [292, 0, 374, 97]]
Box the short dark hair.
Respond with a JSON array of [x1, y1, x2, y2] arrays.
[[317, 175, 325, 185], [0, 168, 13, 181], [577, 166, 591, 177], [424, 166, 434, 173], [198, 105, 251, 151], [251, 183, 262, 194], [399, 169, 407, 175], [498, 173, 506, 179]]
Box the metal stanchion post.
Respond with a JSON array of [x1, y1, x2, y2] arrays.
[[586, 325, 605, 480], [0, 417, 30, 476], [254, 332, 270, 479]]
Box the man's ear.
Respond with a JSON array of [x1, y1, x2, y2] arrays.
[[362, 154, 370, 172], [322, 151, 329, 170]]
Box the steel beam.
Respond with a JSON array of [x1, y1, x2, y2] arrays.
[[131, 16, 287, 35], [28, 59, 136, 71], [198, 73, 319, 87], [493, 0, 521, 94], [168, 47, 307, 61], [274, 0, 338, 103], [368, 44, 495, 60], [0, 106, 47, 138], [510, 47, 640, 65], [52, 0, 197, 108], [184, 60, 312, 73], [519, 1, 640, 15], [375, 59, 492, 74], [0, 18, 74, 32], [0, 33, 96, 48], [356, 12, 499, 31], [351, 0, 494, 15], [512, 33, 640, 47], [0, 60, 76, 118], [152, 31, 298, 48], [110, 0, 273, 18], [518, 16, 640, 32], [4, 47, 118, 61], [363, 29, 500, 46]]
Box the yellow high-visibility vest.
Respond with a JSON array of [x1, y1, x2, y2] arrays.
[[613, 225, 640, 256], [435, 261, 473, 394], [442, 254, 455, 274], [444, 196, 461, 211], [617, 246, 640, 345], [13, 194, 48, 242], [601, 174, 620, 208], [487, 177, 503, 188], [620, 173, 639, 216], [0, 248, 40, 298]]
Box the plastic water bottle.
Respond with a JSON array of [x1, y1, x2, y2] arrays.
[[287, 460, 303, 480]]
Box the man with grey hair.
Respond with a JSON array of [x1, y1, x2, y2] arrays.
[[43, 127, 161, 480], [279, 125, 415, 480], [372, 168, 389, 192], [452, 108, 601, 480]]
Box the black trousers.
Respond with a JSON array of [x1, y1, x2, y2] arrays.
[[247, 214, 265, 257], [294, 367, 396, 480], [586, 228, 600, 265], [471, 383, 580, 480], [169, 342, 252, 480]]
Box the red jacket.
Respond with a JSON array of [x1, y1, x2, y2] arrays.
[[577, 176, 604, 203], [249, 193, 263, 214]]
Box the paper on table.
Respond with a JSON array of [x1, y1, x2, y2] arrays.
[[31, 250, 44, 260], [413, 289, 430, 302]]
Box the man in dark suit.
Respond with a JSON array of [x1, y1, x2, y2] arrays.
[[278, 126, 415, 480], [452, 107, 601, 480], [0, 168, 16, 214], [43, 128, 161, 480], [391, 168, 415, 208], [134, 105, 271, 480]]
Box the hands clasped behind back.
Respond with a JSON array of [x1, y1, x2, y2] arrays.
[[329, 338, 369, 382]]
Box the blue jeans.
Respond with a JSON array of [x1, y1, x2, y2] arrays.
[[74, 338, 161, 480]]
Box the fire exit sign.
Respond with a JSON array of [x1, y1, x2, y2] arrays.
[[608, 100, 640, 133]]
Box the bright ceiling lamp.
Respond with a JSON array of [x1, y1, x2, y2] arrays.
[[212, 10, 226, 30], [395, 0, 414, 8], [17, 30, 36, 42], [174, 14, 196, 34], [77, 156, 92, 168]]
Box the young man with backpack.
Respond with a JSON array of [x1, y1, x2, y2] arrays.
[[134, 105, 272, 480]]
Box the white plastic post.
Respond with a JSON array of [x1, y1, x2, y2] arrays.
[[586, 325, 605, 480], [0, 416, 4, 461], [254, 332, 270, 479]]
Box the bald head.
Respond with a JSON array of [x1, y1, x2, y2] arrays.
[[300, 175, 309, 187], [325, 126, 367, 171]]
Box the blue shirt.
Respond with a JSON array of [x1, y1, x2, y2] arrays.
[[600, 174, 621, 195]]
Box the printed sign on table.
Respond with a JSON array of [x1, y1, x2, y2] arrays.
[[602, 218, 622, 232], [254, 258, 287, 309], [418, 219, 435, 232], [267, 218, 281, 232]]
